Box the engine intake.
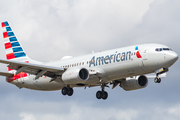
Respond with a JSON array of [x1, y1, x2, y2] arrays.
[[79, 68, 89, 80], [62, 68, 89, 84], [120, 75, 148, 91]]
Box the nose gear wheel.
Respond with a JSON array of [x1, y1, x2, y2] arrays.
[[154, 77, 161, 83]]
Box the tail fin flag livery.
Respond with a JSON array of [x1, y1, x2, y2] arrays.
[[0, 21, 178, 100], [1, 21, 30, 82], [2, 21, 29, 62]]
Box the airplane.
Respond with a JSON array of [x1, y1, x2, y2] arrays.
[[0, 21, 178, 100]]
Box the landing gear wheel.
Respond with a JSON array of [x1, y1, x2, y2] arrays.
[[154, 78, 158, 83], [157, 78, 161, 83], [96, 91, 102, 99], [96, 79, 109, 100], [67, 88, 74, 96], [62, 87, 68, 95], [102, 91, 108, 100], [154, 77, 161, 83]]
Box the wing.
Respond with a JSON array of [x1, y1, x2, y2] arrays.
[[0, 59, 64, 79]]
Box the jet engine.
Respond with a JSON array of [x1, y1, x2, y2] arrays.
[[62, 68, 89, 84], [120, 75, 148, 91]]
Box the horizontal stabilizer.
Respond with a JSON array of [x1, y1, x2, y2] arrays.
[[0, 72, 13, 77]]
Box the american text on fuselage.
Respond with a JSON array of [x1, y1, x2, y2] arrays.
[[89, 51, 132, 67]]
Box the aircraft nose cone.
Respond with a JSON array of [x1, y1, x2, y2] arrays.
[[167, 52, 178, 65]]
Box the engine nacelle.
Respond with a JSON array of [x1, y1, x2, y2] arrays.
[[62, 68, 89, 84], [120, 75, 148, 91]]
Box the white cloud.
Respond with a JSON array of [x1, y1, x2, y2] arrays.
[[20, 113, 36, 120], [16, 102, 180, 120], [168, 104, 180, 117], [18, 101, 138, 120]]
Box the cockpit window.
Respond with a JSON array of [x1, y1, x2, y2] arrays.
[[163, 48, 172, 51], [155, 48, 172, 52]]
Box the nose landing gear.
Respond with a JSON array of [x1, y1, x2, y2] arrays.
[[154, 68, 168, 83], [154, 77, 161, 83]]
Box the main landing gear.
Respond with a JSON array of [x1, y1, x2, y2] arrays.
[[96, 90, 108, 100], [61, 87, 74, 96], [96, 82, 108, 100]]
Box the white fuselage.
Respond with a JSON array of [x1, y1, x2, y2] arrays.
[[10, 44, 178, 91]]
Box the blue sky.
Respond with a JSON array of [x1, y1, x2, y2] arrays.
[[0, 0, 180, 120]]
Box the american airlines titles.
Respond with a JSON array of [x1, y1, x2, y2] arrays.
[[89, 51, 132, 67]]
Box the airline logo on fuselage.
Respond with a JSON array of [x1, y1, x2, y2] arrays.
[[89, 51, 132, 67], [89, 46, 142, 67]]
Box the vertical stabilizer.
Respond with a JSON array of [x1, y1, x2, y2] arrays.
[[2, 21, 29, 62], [1, 21, 31, 73]]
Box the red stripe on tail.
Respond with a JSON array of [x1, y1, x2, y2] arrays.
[[3, 32, 8, 38], [6, 53, 15, 60], [1, 22, 5, 27], [5, 42, 12, 49]]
